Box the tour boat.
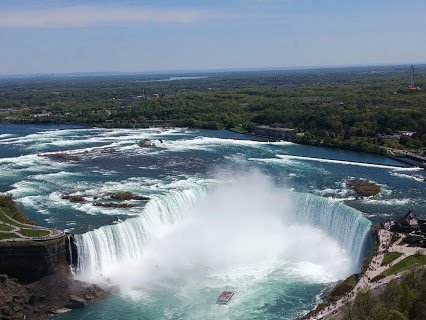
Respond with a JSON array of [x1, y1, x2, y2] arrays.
[[216, 291, 234, 305]]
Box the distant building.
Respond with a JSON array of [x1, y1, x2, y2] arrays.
[[396, 131, 416, 137], [387, 210, 426, 234], [383, 210, 426, 247], [254, 124, 296, 141], [376, 131, 416, 140]]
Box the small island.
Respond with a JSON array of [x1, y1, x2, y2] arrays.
[[346, 178, 381, 197], [60, 191, 150, 209], [108, 191, 150, 201], [39, 152, 80, 162], [93, 201, 134, 208], [61, 193, 87, 203]]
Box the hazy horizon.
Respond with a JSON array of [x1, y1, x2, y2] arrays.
[[1, 62, 426, 79], [0, 0, 425, 75]]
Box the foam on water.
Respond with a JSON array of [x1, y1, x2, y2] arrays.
[[248, 157, 330, 176], [0, 127, 188, 154], [362, 198, 412, 206], [390, 171, 425, 182], [75, 171, 371, 320], [158, 136, 292, 153], [6, 125, 416, 319], [276, 154, 421, 171], [0, 134, 16, 139]]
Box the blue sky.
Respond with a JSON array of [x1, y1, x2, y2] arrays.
[[0, 0, 425, 74]]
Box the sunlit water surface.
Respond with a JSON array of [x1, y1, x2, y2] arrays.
[[0, 124, 424, 320]]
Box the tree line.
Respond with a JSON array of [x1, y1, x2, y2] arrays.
[[1, 66, 425, 154]]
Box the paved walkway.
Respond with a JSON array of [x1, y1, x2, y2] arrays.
[[308, 229, 426, 320], [0, 208, 64, 242]]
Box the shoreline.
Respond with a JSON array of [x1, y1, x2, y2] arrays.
[[1, 121, 423, 167], [304, 228, 426, 320], [1, 122, 424, 318], [229, 129, 423, 168]]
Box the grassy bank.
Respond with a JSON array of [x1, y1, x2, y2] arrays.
[[381, 252, 403, 266], [383, 255, 426, 276]]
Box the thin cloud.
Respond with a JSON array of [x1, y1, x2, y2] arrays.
[[0, 6, 224, 28]]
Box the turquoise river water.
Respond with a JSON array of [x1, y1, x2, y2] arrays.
[[0, 124, 424, 320]]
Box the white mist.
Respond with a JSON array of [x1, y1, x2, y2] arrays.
[[81, 171, 353, 292]]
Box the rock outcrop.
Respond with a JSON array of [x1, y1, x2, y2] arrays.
[[40, 153, 80, 162], [346, 179, 381, 197], [0, 273, 116, 320]]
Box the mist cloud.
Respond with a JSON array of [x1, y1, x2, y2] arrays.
[[88, 171, 353, 291]]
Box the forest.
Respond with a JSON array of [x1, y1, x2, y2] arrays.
[[0, 65, 425, 154], [342, 268, 426, 320]]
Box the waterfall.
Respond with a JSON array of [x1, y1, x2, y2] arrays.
[[293, 193, 372, 270], [76, 186, 207, 276], [76, 187, 371, 278], [66, 234, 75, 274], [65, 233, 78, 272], [67, 234, 73, 265]]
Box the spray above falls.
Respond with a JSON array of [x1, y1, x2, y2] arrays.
[[76, 171, 372, 285]]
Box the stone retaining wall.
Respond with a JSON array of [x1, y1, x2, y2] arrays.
[[0, 235, 72, 283]]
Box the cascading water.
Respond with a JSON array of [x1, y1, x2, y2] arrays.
[[293, 193, 371, 271], [76, 173, 371, 281], [66, 234, 75, 274], [76, 186, 208, 277]]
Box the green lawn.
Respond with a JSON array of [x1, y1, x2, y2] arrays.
[[381, 252, 403, 266], [328, 274, 357, 301], [0, 196, 53, 241], [383, 255, 426, 276], [0, 232, 15, 240], [0, 223, 14, 231], [0, 208, 23, 226], [19, 228, 50, 238]]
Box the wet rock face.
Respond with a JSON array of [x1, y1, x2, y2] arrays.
[[0, 236, 70, 284], [67, 295, 88, 309], [0, 273, 115, 320]]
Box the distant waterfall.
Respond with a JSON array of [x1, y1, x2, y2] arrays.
[[293, 193, 371, 270], [76, 188, 371, 277], [76, 186, 207, 276]]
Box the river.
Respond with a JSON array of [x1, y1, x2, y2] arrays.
[[0, 124, 424, 319]]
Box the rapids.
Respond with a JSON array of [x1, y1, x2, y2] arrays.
[[1, 124, 424, 319]]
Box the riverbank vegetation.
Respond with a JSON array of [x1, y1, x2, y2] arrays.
[[343, 268, 426, 320], [1, 65, 425, 154], [0, 194, 33, 225]]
